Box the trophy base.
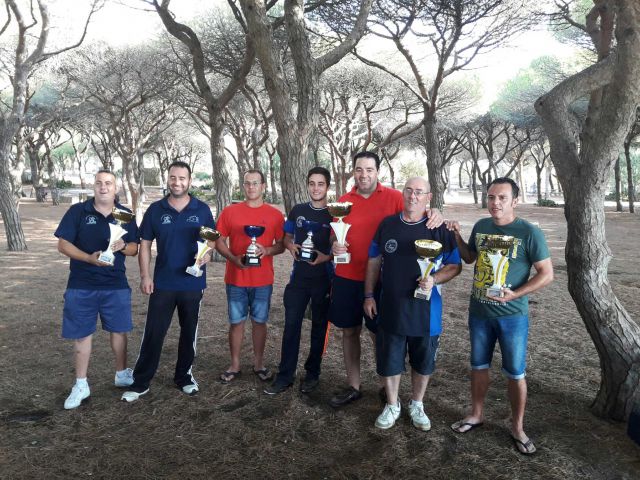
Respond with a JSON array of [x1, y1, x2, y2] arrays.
[[334, 253, 350, 264], [297, 249, 317, 263], [486, 286, 504, 298], [242, 255, 261, 267], [185, 265, 203, 277], [97, 251, 115, 266], [414, 288, 432, 301]]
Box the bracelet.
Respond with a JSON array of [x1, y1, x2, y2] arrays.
[[364, 293, 374, 299]]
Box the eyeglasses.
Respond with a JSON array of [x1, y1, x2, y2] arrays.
[[403, 187, 428, 197], [243, 181, 262, 187]]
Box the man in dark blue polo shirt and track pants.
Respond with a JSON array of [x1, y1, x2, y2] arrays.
[[364, 177, 461, 430], [122, 161, 215, 402], [55, 169, 139, 410]]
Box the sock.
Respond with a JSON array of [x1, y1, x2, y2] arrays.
[[115, 369, 129, 377], [410, 399, 423, 407], [75, 378, 88, 387]]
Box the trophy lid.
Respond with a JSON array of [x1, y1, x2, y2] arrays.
[[327, 202, 353, 218], [414, 239, 443, 258], [200, 226, 221, 242], [483, 235, 514, 249], [301, 219, 321, 233], [244, 225, 266, 237], [112, 207, 135, 224]]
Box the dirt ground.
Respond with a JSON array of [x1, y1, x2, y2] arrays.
[[1, 196, 639, 480]]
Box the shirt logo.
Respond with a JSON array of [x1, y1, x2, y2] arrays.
[[161, 214, 173, 225], [384, 239, 398, 253], [295, 216, 306, 228], [86, 215, 97, 225], [186, 215, 199, 223]]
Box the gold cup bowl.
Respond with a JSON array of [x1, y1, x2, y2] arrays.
[[484, 235, 514, 250], [199, 226, 221, 242], [327, 202, 353, 219], [414, 239, 443, 259], [112, 207, 135, 224]]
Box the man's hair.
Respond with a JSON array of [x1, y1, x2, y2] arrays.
[[487, 177, 519, 198], [307, 166, 331, 185], [95, 169, 116, 180], [168, 161, 192, 178], [244, 169, 266, 184], [352, 151, 380, 170]]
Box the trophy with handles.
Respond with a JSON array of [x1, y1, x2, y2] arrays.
[[186, 226, 221, 277], [414, 239, 443, 300], [483, 235, 514, 297], [98, 207, 135, 266], [297, 220, 321, 263], [327, 202, 353, 264], [242, 225, 266, 267]]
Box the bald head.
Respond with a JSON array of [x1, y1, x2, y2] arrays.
[[405, 177, 430, 192], [402, 177, 432, 220]]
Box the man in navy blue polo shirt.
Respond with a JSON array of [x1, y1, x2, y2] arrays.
[[264, 167, 333, 395], [121, 161, 215, 402], [364, 177, 461, 430], [55, 169, 140, 410]]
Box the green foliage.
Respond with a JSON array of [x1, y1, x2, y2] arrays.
[[399, 160, 427, 182], [537, 198, 558, 207], [231, 188, 244, 201], [194, 172, 211, 181], [51, 143, 74, 160], [190, 188, 216, 203], [56, 179, 73, 189]]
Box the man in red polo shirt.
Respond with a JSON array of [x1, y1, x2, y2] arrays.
[[329, 151, 442, 407]]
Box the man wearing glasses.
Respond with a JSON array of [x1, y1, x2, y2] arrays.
[[215, 170, 285, 384], [364, 177, 461, 430]]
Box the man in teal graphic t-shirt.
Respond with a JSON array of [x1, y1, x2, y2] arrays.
[[447, 177, 553, 455]]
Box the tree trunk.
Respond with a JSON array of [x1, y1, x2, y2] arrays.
[[209, 122, 232, 217], [563, 182, 640, 419], [424, 116, 445, 210], [470, 162, 478, 205], [536, 167, 543, 203], [269, 153, 278, 204], [517, 160, 527, 204], [0, 145, 27, 250], [277, 132, 313, 213], [614, 156, 623, 211], [625, 138, 635, 213]]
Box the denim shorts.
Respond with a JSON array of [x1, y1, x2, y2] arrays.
[[62, 288, 133, 339], [328, 276, 377, 333], [226, 284, 273, 324], [376, 329, 439, 377], [468, 313, 529, 380]]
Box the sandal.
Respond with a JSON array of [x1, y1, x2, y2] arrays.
[[253, 367, 273, 382], [511, 435, 537, 455], [219, 370, 241, 384]]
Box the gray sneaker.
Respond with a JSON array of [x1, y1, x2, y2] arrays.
[[375, 403, 401, 429], [121, 388, 149, 403], [181, 383, 199, 396], [408, 400, 431, 431], [114, 368, 134, 387], [64, 383, 90, 410]]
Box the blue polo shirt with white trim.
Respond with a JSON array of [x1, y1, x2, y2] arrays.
[[140, 195, 215, 291], [54, 199, 139, 290]]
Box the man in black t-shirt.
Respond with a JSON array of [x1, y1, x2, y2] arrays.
[[364, 177, 462, 430], [265, 167, 334, 395]]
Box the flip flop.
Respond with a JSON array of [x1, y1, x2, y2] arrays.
[[253, 367, 273, 382], [219, 370, 241, 384], [511, 435, 537, 455], [451, 420, 484, 434]]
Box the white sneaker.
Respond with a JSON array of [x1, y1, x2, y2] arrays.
[[182, 383, 199, 396], [375, 403, 401, 429], [408, 400, 431, 431], [121, 389, 149, 403], [114, 368, 134, 387], [64, 384, 90, 410]]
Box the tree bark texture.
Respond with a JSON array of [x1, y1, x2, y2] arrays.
[[535, 0, 640, 420], [210, 122, 232, 217], [424, 116, 445, 210], [624, 135, 636, 213], [0, 144, 27, 250], [614, 157, 623, 211]]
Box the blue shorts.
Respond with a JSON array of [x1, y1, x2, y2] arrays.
[[376, 329, 439, 376], [328, 276, 377, 333], [468, 314, 528, 380], [62, 288, 133, 339], [226, 284, 273, 324]]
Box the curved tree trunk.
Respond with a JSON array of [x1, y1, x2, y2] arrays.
[[624, 139, 635, 213], [277, 132, 312, 213], [424, 117, 445, 210], [614, 157, 623, 211], [210, 122, 232, 217], [0, 147, 27, 250]]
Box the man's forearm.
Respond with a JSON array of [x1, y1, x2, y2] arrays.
[[138, 241, 152, 278], [433, 263, 462, 285], [364, 257, 381, 295], [454, 233, 476, 264]]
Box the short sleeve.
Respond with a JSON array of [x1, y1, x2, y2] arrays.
[[216, 207, 231, 237], [54, 206, 80, 243], [527, 226, 550, 263], [140, 207, 155, 241], [468, 223, 478, 253]]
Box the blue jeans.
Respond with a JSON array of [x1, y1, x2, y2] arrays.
[[226, 284, 273, 324], [274, 277, 330, 385], [468, 314, 528, 380]]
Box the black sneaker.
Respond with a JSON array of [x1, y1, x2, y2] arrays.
[[300, 377, 319, 394], [329, 386, 362, 408], [264, 381, 292, 395]]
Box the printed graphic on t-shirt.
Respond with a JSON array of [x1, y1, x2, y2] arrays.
[[472, 233, 521, 305]]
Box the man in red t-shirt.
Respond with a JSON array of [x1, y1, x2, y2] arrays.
[[329, 151, 442, 408], [215, 170, 285, 383]]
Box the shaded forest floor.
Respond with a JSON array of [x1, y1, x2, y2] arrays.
[[1, 197, 639, 479]]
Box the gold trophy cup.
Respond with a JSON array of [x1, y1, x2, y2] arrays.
[[98, 207, 136, 266], [414, 239, 443, 300], [483, 235, 514, 298], [328, 202, 353, 264], [186, 226, 221, 277]]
